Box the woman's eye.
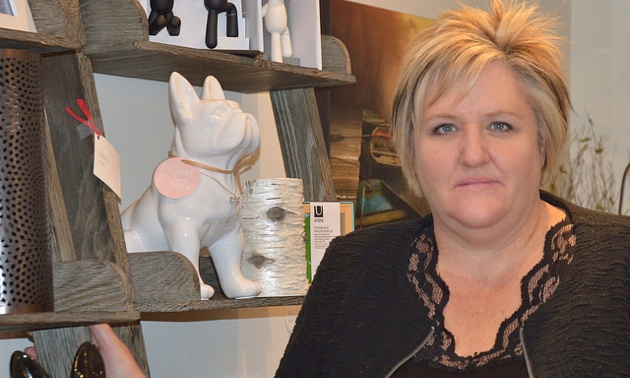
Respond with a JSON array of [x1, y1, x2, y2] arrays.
[[490, 122, 511, 131], [433, 123, 456, 134]]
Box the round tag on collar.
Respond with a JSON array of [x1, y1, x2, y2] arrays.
[[153, 157, 201, 199]]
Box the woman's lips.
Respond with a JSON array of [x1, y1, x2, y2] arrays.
[[456, 177, 498, 190]]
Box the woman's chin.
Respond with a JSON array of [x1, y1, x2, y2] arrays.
[[446, 202, 509, 230]]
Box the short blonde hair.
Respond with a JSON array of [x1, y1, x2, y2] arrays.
[[391, 0, 569, 198]]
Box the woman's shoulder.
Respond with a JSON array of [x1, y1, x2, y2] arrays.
[[567, 201, 630, 232], [543, 191, 630, 259], [310, 217, 430, 305], [543, 190, 630, 229], [331, 217, 428, 249], [321, 217, 430, 267]]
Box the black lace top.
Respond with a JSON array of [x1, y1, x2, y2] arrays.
[[402, 218, 576, 374]]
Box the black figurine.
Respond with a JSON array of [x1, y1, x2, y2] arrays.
[[148, 0, 181, 36], [204, 0, 239, 49]]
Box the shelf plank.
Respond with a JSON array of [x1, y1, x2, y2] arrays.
[[79, 0, 355, 92], [129, 252, 201, 310], [86, 40, 355, 92], [187, 296, 304, 311], [0, 311, 139, 333], [0, 259, 136, 332], [0, 28, 78, 53], [129, 252, 304, 313], [135, 294, 304, 313], [135, 295, 303, 313], [54, 259, 132, 312]]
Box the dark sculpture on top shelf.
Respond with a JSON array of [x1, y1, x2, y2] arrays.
[[204, 0, 239, 49], [148, 0, 181, 36]]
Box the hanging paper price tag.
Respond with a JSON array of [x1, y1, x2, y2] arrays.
[[93, 133, 122, 199]]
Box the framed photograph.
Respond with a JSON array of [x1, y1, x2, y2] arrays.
[[0, 0, 37, 32], [328, 0, 432, 228]]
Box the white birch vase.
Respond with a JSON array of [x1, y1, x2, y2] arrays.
[[241, 178, 307, 296]]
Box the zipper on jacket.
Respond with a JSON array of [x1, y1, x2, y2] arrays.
[[384, 326, 435, 378], [519, 327, 534, 378]]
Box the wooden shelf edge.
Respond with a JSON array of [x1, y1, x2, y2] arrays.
[[129, 251, 202, 310], [79, 0, 355, 91], [2, 256, 138, 332], [129, 252, 305, 313], [0, 311, 140, 333], [135, 295, 304, 313], [187, 296, 304, 311], [85, 41, 355, 92], [54, 259, 133, 312], [0, 28, 79, 53]]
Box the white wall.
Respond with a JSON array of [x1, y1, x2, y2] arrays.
[[6, 0, 630, 377], [570, 0, 630, 212]]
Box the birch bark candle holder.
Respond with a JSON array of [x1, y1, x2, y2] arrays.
[[241, 178, 307, 296]]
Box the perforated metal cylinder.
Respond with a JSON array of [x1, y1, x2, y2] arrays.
[[0, 49, 53, 314]]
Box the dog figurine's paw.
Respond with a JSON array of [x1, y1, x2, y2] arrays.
[[201, 284, 215, 300], [220, 275, 261, 299]]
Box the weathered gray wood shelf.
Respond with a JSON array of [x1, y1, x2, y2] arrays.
[[79, 0, 355, 92], [0, 28, 78, 53], [129, 253, 303, 313], [0, 259, 139, 332], [0, 312, 139, 333], [85, 40, 354, 92]]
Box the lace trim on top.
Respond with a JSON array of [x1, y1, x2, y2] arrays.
[[407, 218, 576, 372]]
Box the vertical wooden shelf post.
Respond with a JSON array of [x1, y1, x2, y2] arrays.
[[270, 88, 337, 202]]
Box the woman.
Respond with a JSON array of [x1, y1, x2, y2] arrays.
[[275, 0, 630, 377]]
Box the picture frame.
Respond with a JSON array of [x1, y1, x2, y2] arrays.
[[0, 0, 37, 33], [328, 0, 432, 228]]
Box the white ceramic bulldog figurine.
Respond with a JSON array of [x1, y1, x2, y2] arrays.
[[121, 72, 261, 300]]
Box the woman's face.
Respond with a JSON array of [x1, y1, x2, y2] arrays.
[[414, 61, 543, 232]]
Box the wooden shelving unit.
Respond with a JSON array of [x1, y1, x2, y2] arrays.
[[79, 0, 354, 92], [86, 40, 354, 92], [1, 1, 145, 374], [2, 0, 354, 375]]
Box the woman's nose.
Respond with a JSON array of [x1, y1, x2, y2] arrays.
[[458, 127, 490, 167]]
